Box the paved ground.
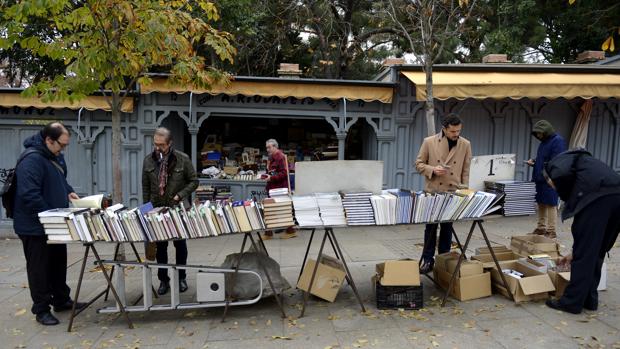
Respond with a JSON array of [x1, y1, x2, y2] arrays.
[[0, 216, 618, 349]]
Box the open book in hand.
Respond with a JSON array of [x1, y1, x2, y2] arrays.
[[71, 194, 104, 209]]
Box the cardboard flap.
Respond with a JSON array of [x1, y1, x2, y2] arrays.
[[558, 272, 571, 282], [518, 274, 555, 295], [379, 260, 420, 286]]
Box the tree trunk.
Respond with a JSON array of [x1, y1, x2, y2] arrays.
[[424, 59, 436, 136], [111, 93, 125, 260], [111, 93, 123, 203]]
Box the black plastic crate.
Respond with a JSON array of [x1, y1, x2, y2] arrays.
[[376, 283, 423, 310]]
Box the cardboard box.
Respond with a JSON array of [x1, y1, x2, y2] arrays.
[[376, 260, 420, 286], [490, 261, 555, 303], [471, 251, 521, 269], [475, 245, 512, 255], [434, 252, 491, 301], [435, 252, 484, 277], [433, 267, 492, 301], [435, 251, 461, 271], [510, 235, 560, 258], [548, 260, 607, 297], [517, 258, 549, 273], [297, 256, 346, 302], [446, 259, 484, 277], [548, 270, 571, 298]]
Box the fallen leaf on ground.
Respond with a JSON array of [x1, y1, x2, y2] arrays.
[[14, 309, 27, 316], [272, 336, 292, 340]]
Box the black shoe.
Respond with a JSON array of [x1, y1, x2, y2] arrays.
[[545, 299, 581, 314], [419, 259, 435, 274], [584, 300, 598, 311], [158, 281, 170, 295], [179, 279, 188, 293], [53, 300, 87, 312], [36, 312, 59, 326]]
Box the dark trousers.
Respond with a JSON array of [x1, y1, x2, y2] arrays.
[[155, 240, 188, 282], [560, 195, 620, 311], [19, 235, 71, 315], [422, 222, 454, 261]]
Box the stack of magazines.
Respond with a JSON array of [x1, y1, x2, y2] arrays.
[[485, 180, 536, 216], [292, 195, 323, 227], [341, 192, 376, 226], [315, 192, 347, 226]]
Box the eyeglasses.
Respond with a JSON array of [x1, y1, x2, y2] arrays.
[[56, 140, 69, 149]]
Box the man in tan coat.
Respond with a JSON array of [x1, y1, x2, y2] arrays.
[[415, 114, 472, 273]]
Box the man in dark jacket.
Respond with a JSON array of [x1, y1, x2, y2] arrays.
[[142, 127, 198, 295], [526, 120, 566, 239], [544, 149, 620, 314], [13, 122, 85, 326]]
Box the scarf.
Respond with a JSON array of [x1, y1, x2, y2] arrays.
[[156, 148, 173, 196]]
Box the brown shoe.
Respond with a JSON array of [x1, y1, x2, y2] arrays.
[[545, 231, 557, 239], [530, 228, 546, 236], [280, 232, 297, 239]]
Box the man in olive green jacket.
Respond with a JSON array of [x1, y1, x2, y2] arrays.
[[142, 127, 198, 295]]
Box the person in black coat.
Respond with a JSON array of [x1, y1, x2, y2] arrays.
[[544, 149, 620, 314], [13, 123, 86, 325]]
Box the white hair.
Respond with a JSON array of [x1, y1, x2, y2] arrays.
[[154, 127, 172, 143], [266, 139, 279, 148]]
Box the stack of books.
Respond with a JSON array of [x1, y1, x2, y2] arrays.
[[262, 197, 294, 229], [38, 208, 89, 243], [386, 189, 414, 224], [370, 194, 398, 225], [485, 180, 536, 216], [315, 192, 347, 226], [214, 185, 233, 201], [341, 192, 376, 226], [268, 188, 290, 197], [292, 195, 323, 227], [196, 185, 216, 201]]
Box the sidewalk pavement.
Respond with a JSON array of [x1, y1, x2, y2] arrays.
[[0, 215, 618, 349]]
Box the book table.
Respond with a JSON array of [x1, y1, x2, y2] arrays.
[[60, 219, 514, 332], [296, 219, 515, 317]]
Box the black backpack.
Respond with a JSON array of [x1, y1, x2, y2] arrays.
[[1, 149, 42, 219]]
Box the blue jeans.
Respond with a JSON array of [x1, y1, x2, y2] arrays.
[[421, 223, 454, 262]]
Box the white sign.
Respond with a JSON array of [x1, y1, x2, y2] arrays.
[[295, 160, 383, 195], [469, 154, 516, 191]]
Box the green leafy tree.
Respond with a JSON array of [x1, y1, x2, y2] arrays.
[[0, 5, 66, 87], [1, 0, 236, 203], [378, 0, 477, 136]]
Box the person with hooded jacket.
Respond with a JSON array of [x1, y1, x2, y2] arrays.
[[13, 122, 85, 325], [526, 120, 566, 239], [544, 149, 620, 314]]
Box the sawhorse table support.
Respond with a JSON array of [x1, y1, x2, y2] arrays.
[[439, 220, 515, 307], [299, 227, 366, 317], [67, 242, 137, 332], [221, 232, 286, 322]]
